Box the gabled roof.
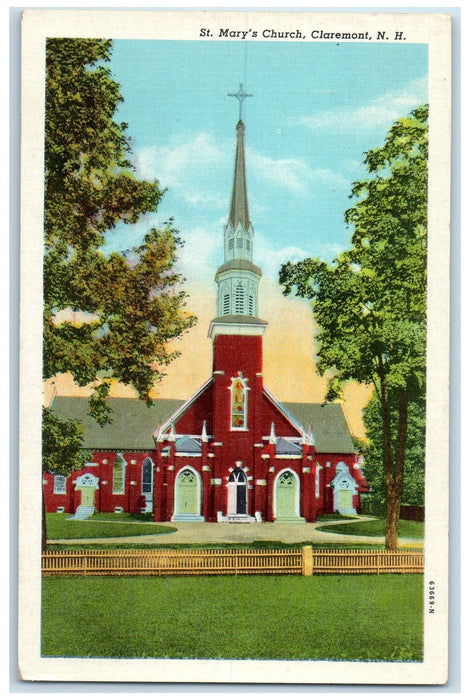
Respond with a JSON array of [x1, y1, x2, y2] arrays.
[[276, 437, 302, 455], [50, 395, 356, 455], [49, 396, 184, 450], [284, 402, 356, 454], [158, 377, 214, 434], [175, 436, 202, 454]]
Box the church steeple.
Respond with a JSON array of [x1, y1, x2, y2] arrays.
[[228, 119, 250, 234], [210, 85, 265, 333]]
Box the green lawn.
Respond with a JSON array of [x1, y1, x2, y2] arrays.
[[41, 574, 423, 661], [316, 514, 359, 521], [46, 513, 176, 540], [316, 517, 424, 539]]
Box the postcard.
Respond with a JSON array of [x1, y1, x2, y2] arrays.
[[18, 9, 451, 685]]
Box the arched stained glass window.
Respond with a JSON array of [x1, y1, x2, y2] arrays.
[[142, 457, 153, 494], [113, 455, 126, 494], [230, 374, 248, 430]]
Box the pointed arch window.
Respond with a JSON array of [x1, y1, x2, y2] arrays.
[[248, 295, 254, 316], [142, 457, 153, 495], [236, 237, 243, 249], [223, 293, 230, 315], [228, 238, 234, 251], [230, 373, 249, 430], [113, 454, 126, 494]]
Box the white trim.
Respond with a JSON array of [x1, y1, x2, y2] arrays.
[[262, 387, 304, 434], [53, 474, 67, 494], [112, 453, 127, 495], [172, 466, 203, 519], [175, 452, 202, 457], [274, 455, 302, 460], [208, 319, 267, 340], [141, 456, 154, 496], [229, 373, 250, 431], [155, 377, 214, 436]]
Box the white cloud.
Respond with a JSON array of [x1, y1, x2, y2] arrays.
[[255, 232, 310, 280], [247, 149, 349, 197], [135, 132, 229, 210], [297, 75, 427, 134]]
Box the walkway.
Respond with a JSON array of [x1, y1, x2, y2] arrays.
[[48, 516, 423, 548]]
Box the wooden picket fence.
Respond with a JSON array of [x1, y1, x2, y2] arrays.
[[42, 547, 423, 576]]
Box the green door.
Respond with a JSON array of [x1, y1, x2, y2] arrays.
[[80, 486, 95, 508], [177, 469, 198, 515], [338, 489, 352, 509], [276, 471, 297, 518]]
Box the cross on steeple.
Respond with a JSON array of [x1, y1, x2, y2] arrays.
[[228, 83, 253, 120]]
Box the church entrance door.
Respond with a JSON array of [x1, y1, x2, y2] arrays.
[[80, 486, 95, 508], [176, 469, 198, 515], [276, 471, 297, 519], [338, 489, 352, 510], [274, 470, 305, 522], [227, 467, 247, 515]]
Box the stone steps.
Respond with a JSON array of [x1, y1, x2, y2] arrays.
[[68, 505, 95, 520]]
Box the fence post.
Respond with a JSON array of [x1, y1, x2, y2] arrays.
[[302, 545, 313, 576]]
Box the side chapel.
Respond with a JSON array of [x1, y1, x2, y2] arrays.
[[43, 86, 369, 522]]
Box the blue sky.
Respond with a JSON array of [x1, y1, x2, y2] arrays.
[[103, 39, 428, 286]]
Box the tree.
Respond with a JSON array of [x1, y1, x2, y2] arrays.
[[42, 39, 196, 543], [279, 105, 428, 549], [357, 391, 425, 511], [41, 408, 92, 550]]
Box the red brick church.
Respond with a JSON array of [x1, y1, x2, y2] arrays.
[[43, 88, 368, 522]]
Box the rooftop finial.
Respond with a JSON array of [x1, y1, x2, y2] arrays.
[[228, 83, 252, 121]]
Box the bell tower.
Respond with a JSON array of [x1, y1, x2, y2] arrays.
[[209, 84, 267, 342]]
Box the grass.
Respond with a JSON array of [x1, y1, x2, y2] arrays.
[[316, 513, 359, 521], [316, 517, 424, 539], [47, 541, 414, 552], [46, 513, 176, 540], [41, 574, 423, 661]]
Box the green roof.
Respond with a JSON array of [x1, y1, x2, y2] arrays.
[[50, 396, 355, 454], [284, 402, 356, 454], [50, 397, 184, 450]]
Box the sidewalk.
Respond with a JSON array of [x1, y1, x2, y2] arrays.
[[48, 517, 423, 548]]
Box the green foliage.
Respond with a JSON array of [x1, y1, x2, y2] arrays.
[[44, 38, 196, 426], [279, 108, 427, 399], [42, 575, 423, 660], [279, 105, 428, 549], [360, 392, 425, 507], [42, 407, 91, 475]]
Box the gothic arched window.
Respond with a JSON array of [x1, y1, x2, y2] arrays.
[[230, 374, 248, 430], [142, 457, 153, 495], [223, 293, 230, 315], [113, 455, 126, 494]]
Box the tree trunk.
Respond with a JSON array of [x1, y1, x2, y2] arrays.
[[385, 388, 409, 550], [385, 484, 401, 550]]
